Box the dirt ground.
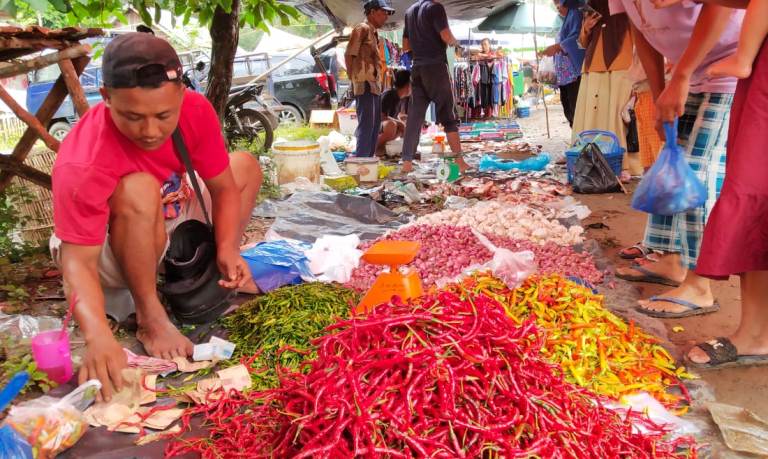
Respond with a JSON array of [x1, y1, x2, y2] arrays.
[[519, 103, 768, 422]]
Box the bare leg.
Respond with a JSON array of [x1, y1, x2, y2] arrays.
[[446, 131, 470, 172], [689, 271, 768, 363], [616, 252, 687, 284], [229, 151, 263, 294], [637, 271, 715, 312], [707, 0, 768, 79], [377, 120, 398, 153], [108, 173, 192, 360]]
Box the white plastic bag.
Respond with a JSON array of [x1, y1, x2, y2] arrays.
[[472, 229, 536, 288], [538, 57, 557, 85], [305, 234, 363, 283]]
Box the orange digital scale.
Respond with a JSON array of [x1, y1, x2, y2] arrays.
[[356, 240, 424, 314]]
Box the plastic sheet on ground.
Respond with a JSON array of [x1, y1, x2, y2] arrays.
[[260, 192, 409, 243], [478, 153, 550, 172], [241, 240, 314, 292], [605, 392, 699, 437], [708, 402, 768, 456]]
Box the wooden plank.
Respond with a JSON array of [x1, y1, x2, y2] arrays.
[[0, 85, 60, 151], [58, 57, 89, 117], [0, 155, 52, 189], [0, 43, 90, 79], [0, 54, 89, 191]]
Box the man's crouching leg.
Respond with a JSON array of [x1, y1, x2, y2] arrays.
[[230, 151, 262, 294], [108, 172, 193, 360]]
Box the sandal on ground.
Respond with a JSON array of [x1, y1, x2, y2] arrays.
[[636, 296, 719, 319], [615, 264, 681, 287], [687, 337, 768, 369], [620, 243, 653, 260]]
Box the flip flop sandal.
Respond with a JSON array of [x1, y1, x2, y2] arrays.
[[636, 296, 720, 318], [616, 264, 681, 287], [620, 243, 653, 260], [687, 337, 768, 369]]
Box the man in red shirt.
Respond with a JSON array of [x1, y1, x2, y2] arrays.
[[50, 33, 262, 400]]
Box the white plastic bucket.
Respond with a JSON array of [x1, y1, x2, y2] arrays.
[[272, 140, 321, 185], [345, 157, 379, 183], [337, 109, 358, 136]]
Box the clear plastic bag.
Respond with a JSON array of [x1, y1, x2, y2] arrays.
[[631, 121, 707, 215], [538, 57, 557, 85], [5, 396, 88, 459], [472, 229, 536, 288]]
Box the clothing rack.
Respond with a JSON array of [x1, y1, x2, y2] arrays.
[[453, 56, 515, 122]]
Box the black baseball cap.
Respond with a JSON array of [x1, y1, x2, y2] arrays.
[[364, 0, 395, 15], [102, 32, 183, 89]]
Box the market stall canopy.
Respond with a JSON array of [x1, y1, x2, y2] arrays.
[[254, 27, 312, 53], [280, 0, 521, 29], [477, 3, 562, 34]]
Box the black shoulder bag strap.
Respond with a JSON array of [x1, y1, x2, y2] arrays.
[[171, 127, 212, 227]]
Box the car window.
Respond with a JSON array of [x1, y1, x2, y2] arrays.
[[273, 56, 315, 76]]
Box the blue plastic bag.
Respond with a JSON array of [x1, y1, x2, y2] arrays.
[[631, 121, 707, 216], [0, 372, 33, 459], [241, 240, 314, 293], [478, 153, 550, 172]]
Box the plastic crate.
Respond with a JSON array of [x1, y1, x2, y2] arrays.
[[565, 130, 625, 183], [516, 106, 530, 118]]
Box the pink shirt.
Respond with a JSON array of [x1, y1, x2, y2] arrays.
[[52, 90, 229, 246], [609, 0, 743, 94]]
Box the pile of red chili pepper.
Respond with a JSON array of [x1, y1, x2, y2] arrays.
[[444, 273, 693, 412], [167, 291, 696, 458]]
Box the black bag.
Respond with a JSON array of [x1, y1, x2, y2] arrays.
[[158, 129, 234, 324], [625, 108, 640, 153], [572, 142, 621, 194]]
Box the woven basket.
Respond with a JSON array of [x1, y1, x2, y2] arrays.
[[13, 147, 55, 244]]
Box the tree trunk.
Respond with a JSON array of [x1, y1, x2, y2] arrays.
[[206, 0, 241, 120]]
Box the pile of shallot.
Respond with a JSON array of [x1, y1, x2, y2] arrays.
[[413, 201, 584, 245], [345, 225, 603, 291]]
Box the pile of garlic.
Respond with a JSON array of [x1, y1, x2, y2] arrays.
[[412, 201, 584, 246]]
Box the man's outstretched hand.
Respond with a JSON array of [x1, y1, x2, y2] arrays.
[[79, 333, 126, 402], [217, 248, 252, 290]]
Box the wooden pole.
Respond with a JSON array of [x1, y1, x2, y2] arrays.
[[0, 55, 89, 191], [58, 57, 90, 117], [0, 85, 60, 151], [532, 2, 551, 139], [0, 155, 51, 189], [0, 44, 90, 79]]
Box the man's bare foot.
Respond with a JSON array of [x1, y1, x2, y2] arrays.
[[637, 282, 714, 313], [688, 334, 768, 364], [137, 317, 193, 361], [456, 156, 470, 173], [707, 54, 753, 79], [616, 254, 686, 284]]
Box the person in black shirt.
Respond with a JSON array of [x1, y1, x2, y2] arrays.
[[376, 70, 412, 154], [401, 0, 469, 173]]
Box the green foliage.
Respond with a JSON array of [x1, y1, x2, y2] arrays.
[[0, 187, 35, 263], [274, 13, 333, 40], [274, 125, 331, 142], [3, 0, 300, 30], [0, 349, 54, 395], [232, 138, 280, 201]]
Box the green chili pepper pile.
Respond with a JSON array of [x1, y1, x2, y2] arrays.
[[222, 282, 359, 389], [443, 273, 693, 412]]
